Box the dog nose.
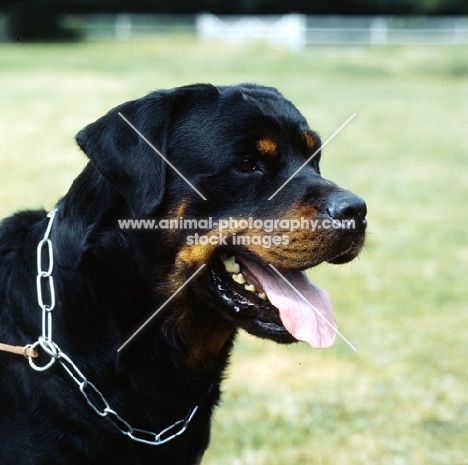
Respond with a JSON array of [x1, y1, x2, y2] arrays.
[[325, 191, 367, 224]]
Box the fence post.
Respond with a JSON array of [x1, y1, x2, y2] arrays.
[[370, 17, 388, 45], [116, 14, 132, 41], [454, 18, 468, 44]]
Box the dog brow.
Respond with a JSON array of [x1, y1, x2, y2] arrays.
[[303, 130, 316, 151], [256, 138, 277, 157]]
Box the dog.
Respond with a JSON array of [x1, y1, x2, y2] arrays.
[[0, 83, 366, 464]]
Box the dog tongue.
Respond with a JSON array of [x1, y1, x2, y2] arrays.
[[237, 256, 337, 348]]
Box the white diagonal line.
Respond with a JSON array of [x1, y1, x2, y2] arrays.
[[118, 112, 207, 201], [117, 264, 206, 352], [268, 264, 357, 352], [268, 113, 356, 201]]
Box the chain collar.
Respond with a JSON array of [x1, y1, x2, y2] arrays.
[[25, 209, 202, 446]]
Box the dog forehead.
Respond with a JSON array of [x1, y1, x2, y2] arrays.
[[168, 84, 306, 139], [219, 84, 302, 119], [213, 86, 309, 145], [167, 84, 312, 172]]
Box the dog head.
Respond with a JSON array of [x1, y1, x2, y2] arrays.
[[76, 83, 366, 353]]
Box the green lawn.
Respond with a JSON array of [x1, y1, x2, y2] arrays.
[[0, 37, 467, 464]]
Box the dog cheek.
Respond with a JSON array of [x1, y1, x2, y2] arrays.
[[176, 229, 225, 268], [178, 243, 216, 267], [245, 231, 330, 269]]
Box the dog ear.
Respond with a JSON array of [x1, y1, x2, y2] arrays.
[[75, 85, 218, 217]]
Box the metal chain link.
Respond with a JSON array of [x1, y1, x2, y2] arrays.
[[27, 209, 60, 371], [25, 209, 201, 446]]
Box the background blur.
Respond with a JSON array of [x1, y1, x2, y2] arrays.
[[0, 1, 467, 464]]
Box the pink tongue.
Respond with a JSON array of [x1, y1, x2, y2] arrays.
[[237, 256, 337, 349]]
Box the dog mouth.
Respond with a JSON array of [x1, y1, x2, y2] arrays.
[[211, 253, 337, 348]]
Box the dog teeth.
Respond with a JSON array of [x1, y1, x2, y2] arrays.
[[222, 255, 266, 299], [232, 273, 246, 285], [222, 255, 240, 273]]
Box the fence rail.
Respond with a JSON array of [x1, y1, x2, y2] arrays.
[[1, 13, 468, 46], [305, 15, 468, 45]]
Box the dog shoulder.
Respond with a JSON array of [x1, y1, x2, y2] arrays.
[[0, 210, 47, 257]]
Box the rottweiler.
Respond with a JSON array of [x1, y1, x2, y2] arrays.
[[0, 83, 366, 464]]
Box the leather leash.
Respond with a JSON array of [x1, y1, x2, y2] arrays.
[[0, 343, 38, 358]]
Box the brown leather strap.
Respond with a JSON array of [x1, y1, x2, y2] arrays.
[[0, 343, 38, 358]]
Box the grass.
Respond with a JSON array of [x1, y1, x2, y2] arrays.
[[1, 37, 467, 464]]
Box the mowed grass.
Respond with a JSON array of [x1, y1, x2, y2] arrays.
[[0, 37, 467, 464]]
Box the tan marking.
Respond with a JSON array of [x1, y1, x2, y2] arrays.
[[256, 138, 277, 157], [167, 225, 242, 370], [177, 225, 245, 267], [174, 206, 331, 271], [160, 256, 235, 371], [160, 204, 346, 370], [185, 320, 234, 371], [173, 199, 188, 219], [231, 203, 333, 269], [177, 244, 215, 268], [304, 131, 316, 151]]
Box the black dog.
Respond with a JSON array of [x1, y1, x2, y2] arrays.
[[0, 84, 366, 464]]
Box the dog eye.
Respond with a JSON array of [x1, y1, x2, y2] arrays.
[[235, 157, 257, 172]]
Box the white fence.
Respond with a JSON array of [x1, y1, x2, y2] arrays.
[[7, 13, 465, 47], [196, 14, 307, 50], [197, 14, 468, 48], [305, 15, 468, 46]]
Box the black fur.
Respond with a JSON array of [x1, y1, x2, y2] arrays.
[[0, 84, 366, 464]]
